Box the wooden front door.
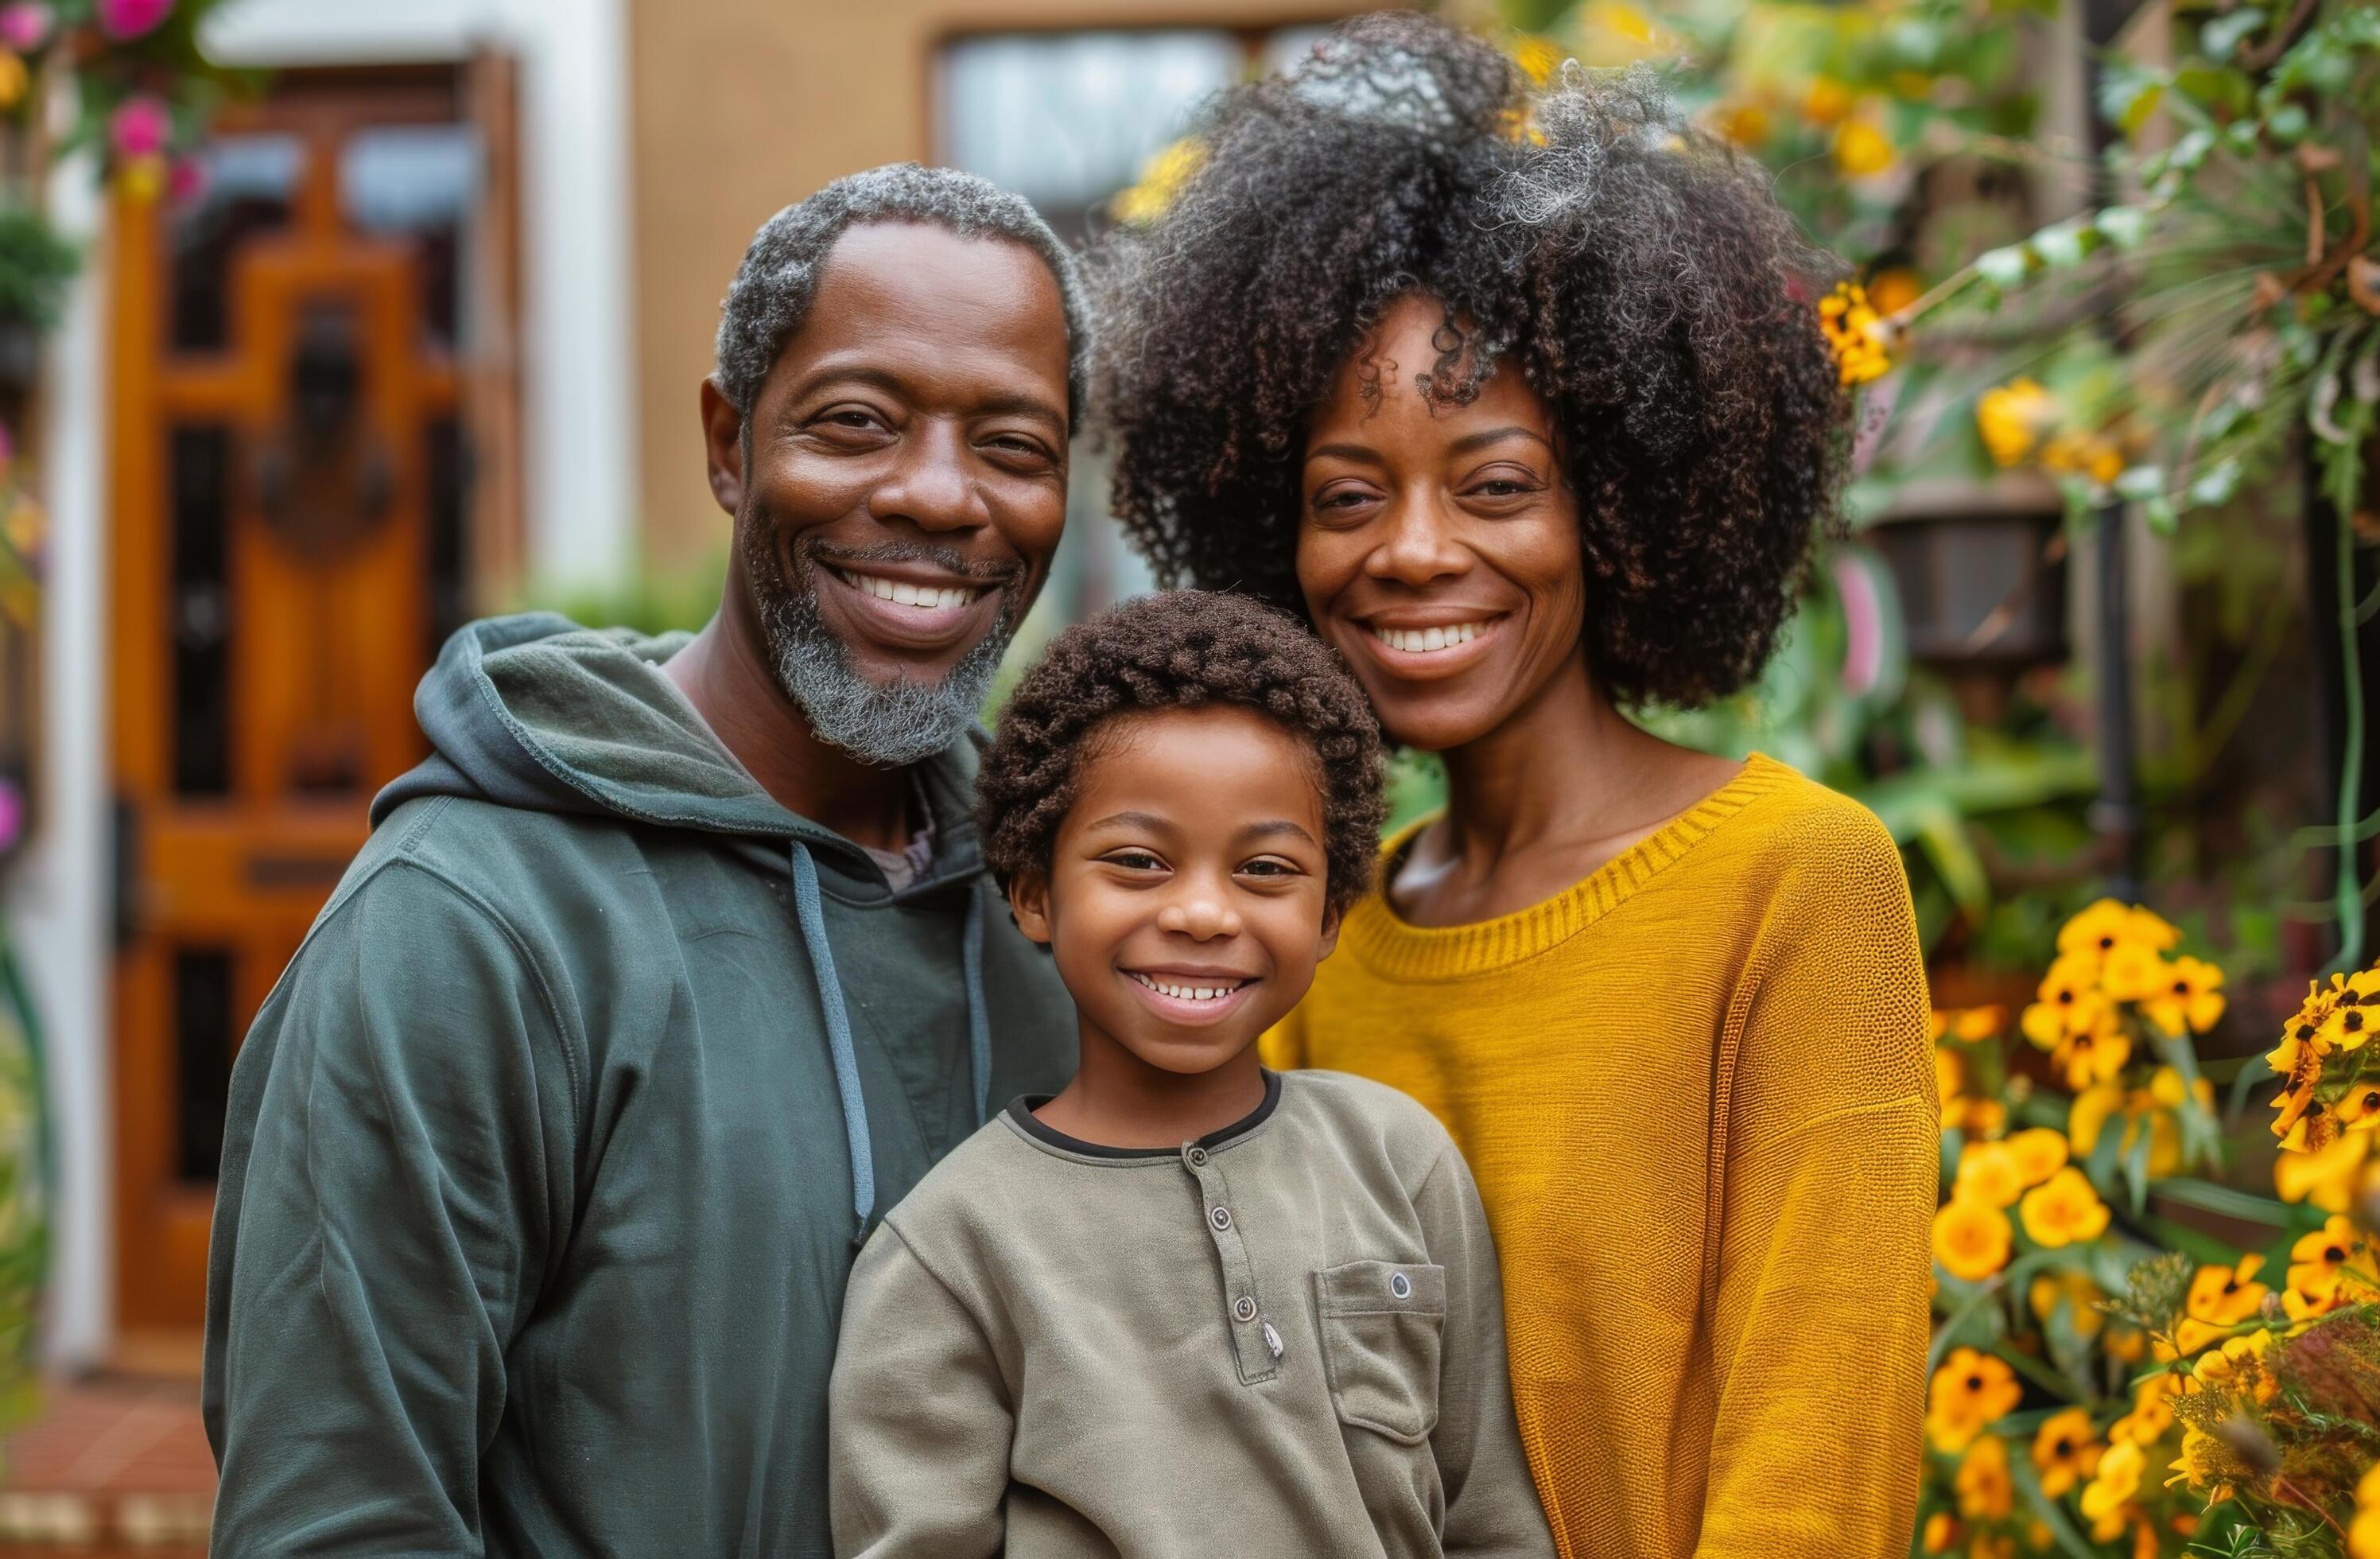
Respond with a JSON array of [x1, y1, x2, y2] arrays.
[[108, 64, 518, 1337]]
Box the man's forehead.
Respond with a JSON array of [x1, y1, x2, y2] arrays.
[[778, 221, 1072, 403]]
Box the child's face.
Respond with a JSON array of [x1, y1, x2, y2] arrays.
[[1011, 705, 1338, 1075]]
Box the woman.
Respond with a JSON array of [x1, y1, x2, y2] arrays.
[[1093, 16, 1935, 1557]]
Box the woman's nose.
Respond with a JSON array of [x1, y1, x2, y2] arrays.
[[1366, 493, 1470, 585]]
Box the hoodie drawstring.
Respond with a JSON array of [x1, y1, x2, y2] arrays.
[[791, 841, 996, 1246], [961, 892, 992, 1129], [792, 842, 876, 1243]]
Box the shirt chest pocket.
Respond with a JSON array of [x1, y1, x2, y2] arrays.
[[1313, 1260, 1446, 1445]]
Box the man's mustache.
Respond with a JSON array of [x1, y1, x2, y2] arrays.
[[801, 538, 1027, 590]]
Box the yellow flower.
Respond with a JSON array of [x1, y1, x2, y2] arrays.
[[1508, 33, 1564, 85], [2032, 1405, 2102, 1498], [1933, 1197, 2013, 1281], [2079, 1438, 2145, 1524], [0, 51, 25, 111], [2099, 942, 2165, 1004], [2316, 970, 2380, 1051], [1922, 1511, 1957, 1554], [2166, 1426, 2234, 1501], [1111, 138, 1205, 226], [1571, 0, 1675, 66], [2283, 1213, 2376, 1319], [1866, 266, 1923, 317], [1802, 76, 1854, 126], [2029, 1269, 2106, 1339], [1952, 1006, 2007, 1041], [1817, 282, 1891, 386], [2277, 1126, 2371, 1207], [2110, 1372, 2180, 1444], [1831, 118, 1895, 177], [1955, 1141, 2025, 1208], [2042, 429, 2127, 486], [118, 153, 165, 204], [2020, 1167, 2110, 1247], [2023, 954, 2107, 1048], [2351, 1460, 2380, 1559], [1955, 1432, 2013, 1520], [1710, 99, 1768, 147], [1928, 1347, 2021, 1452], [2052, 1021, 2130, 1092], [2344, 1077, 2380, 1132], [2006, 1127, 2069, 1186], [2142, 955, 2225, 1036], [2175, 1254, 2268, 1354], [1944, 1096, 2007, 1137]]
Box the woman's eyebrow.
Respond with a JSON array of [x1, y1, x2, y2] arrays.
[[1446, 426, 1555, 456], [1306, 441, 1388, 466]]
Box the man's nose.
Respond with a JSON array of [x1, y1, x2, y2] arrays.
[[866, 418, 989, 534], [1157, 888, 1242, 942], [1366, 492, 1471, 586]]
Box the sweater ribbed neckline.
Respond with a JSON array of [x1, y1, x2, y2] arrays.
[[1341, 752, 1794, 981]]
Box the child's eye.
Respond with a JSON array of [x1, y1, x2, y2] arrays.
[[1239, 857, 1298, 878], [1104, 850, 1165, 872]]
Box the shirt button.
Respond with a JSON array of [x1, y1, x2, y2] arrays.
[[1390, 1271, 1412, 1300], [1209, 1206, 1233, 1232], [1233, 1295, 1257, 1323], [1186, 1146, 1209, 1167]]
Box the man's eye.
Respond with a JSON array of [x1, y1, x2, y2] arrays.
[[821, 409, 884, 431]]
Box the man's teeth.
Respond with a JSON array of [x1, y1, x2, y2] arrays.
[[838, 570, 981, 610], [1130, 974, 1247, 1002], [1372, 620, 1489, 654]]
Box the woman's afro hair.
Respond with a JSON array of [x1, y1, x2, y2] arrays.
[[977, 590, 1385, 915], [1090, 12, 1850, 709]]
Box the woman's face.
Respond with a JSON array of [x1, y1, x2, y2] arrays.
[[1296, 294, 1586, 753]]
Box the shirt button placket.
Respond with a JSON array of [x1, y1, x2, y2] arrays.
[[1179, 1140, 1277, 1383]]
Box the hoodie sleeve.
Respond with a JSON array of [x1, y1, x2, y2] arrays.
[[204, 858, 573, 1557], [1416, 1144, 1559, 1559]]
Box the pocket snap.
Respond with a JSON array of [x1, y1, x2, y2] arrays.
[[1312, 1260, 1446, 1444]]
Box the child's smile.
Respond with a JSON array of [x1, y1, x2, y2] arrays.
[[1011, 702, 1340, 1140]]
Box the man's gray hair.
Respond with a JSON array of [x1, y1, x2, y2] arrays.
[[712, 163, 1091, 424]]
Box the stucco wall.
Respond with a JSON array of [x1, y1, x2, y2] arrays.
[[626, 0, 1378, 569]]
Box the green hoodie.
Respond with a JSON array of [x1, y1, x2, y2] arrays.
[[203, 612, 1077, 1557]]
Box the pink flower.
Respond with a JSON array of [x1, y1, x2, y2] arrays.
[[109, 94, 169, 161], [95, 0, 169, 40], [0, 3, 52, 52], [0, 780, 22, 857], [165, 154, 204, 206]]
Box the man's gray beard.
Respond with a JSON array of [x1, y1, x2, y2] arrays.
[[750, 547, 1015, 768]]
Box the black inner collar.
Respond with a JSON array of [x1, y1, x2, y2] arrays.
[[1005, 1070, 1282, 1161]]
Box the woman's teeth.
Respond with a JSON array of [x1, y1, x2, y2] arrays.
[[1130, 974, 1248, 1002], [837, 569, 982, 610], [1371, 620, 1488, 654]]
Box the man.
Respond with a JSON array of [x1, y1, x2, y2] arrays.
[[204, 165, 1085, 1555]]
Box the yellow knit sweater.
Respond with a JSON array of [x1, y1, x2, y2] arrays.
[[1266, 755, 1936, 1559]]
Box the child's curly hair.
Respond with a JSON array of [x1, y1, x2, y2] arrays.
[[1090, 13, 1849, 709], [977, 591, 1385, 915]]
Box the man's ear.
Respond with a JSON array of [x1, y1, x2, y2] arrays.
[[1316, 902, 1342, 962], [1010, 872, 1054, 947], [701, 375, 746, 517]]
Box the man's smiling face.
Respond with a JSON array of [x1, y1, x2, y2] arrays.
[[708, 220, 1073, 764]]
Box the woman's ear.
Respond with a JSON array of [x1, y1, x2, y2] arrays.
[[1010, 873, 1054, 946]]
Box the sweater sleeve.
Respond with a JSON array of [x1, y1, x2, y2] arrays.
[[829, 1224, 1013, 1559], [1693, 814, 1936, 1559], [1415, 1145, 1559, 1559], [203, 861, 571, 1557]]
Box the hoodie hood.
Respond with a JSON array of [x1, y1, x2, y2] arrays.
[[374, 612, 992, 896]]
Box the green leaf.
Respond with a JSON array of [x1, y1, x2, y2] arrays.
[[2122, 1120, 2154, 1215], [2150, 1177, 2301, 1226], [2196, 11, 2267, 64], [2033, 219, 2096, 269], [2114, 464, 2165, 500], [1974, 245, 2032, 287], [2265, 100, 2311, 142], [2095, 205, 2149, 250]]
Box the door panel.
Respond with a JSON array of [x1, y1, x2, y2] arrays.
[[109, 64, 518, 1335]]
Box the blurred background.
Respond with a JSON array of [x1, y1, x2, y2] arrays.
[[0, 0, 2366, 1549]]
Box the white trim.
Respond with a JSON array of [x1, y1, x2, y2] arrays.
[[9, 150, 110, 1369]]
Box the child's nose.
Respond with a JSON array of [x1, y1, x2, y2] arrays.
[[1158, 894, 1242, 941]]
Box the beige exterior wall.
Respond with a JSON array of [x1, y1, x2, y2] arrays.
[[627, 0, 1379, 567]]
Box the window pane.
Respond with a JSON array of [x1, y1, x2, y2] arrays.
[[341, 124, 482, 349], [169, 134, 303, 354]]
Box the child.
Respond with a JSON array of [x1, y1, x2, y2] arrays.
[[828, 591, 1555, 1559]]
